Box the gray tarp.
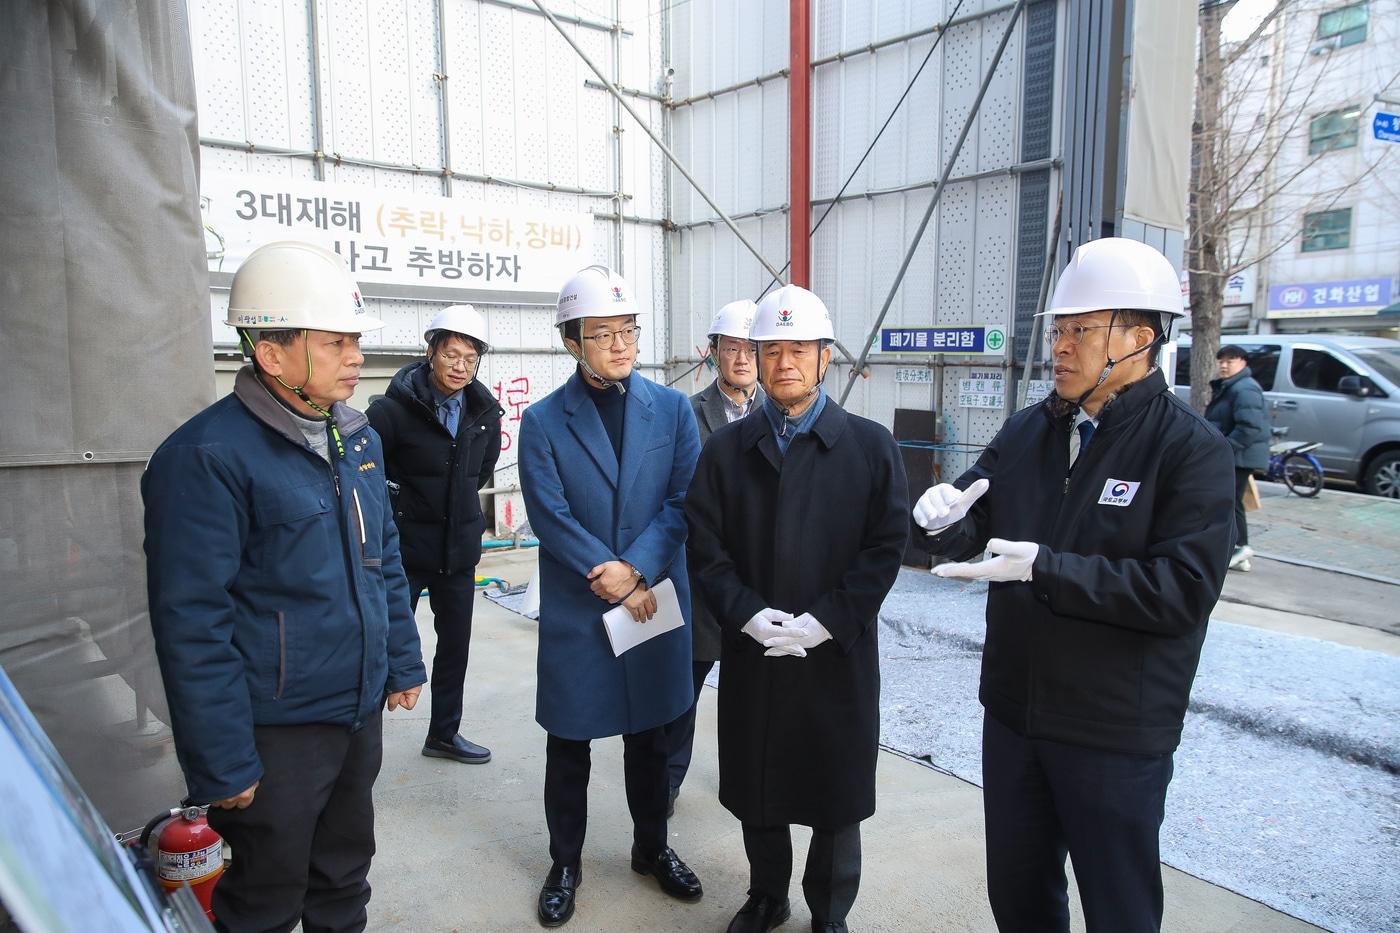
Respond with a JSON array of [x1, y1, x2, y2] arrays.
[[0, 1, 210, 829]]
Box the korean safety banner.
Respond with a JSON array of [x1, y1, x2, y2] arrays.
[[202, 173, 594, 298]]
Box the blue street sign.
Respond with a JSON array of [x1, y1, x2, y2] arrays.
[[1374, 112, 1400, 144], [880, 325, 1007, 354]]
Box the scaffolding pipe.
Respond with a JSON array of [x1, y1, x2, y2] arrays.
[[435, 0, 453, 197], [199, 137, 623, 198], [789, 0, 811, 287], [838, 0, 1027, 406], [306, 0, 326, 182], [530, 0, 785, 283], [479, 0, 626, 35]]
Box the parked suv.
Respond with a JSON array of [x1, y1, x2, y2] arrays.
[[1173, 334, 1400, 497]]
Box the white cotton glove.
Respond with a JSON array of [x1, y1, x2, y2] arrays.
[[913, 478, 990, 533], [761, 612, 832, 658], [743, 608, 795, 647], [933, 538, 1038, 583]]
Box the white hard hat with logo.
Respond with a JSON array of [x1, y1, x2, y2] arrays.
[[227, 240, 383, 333], [707, 299, 758, 341], [1039, 237, 1185, 319], [750, 284, 835, 342], [425, 304, 491, 352], [555, 264, 644, 325]]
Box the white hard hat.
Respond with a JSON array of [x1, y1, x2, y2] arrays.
[[707, 300, 758, 341], [425, 304, 490, 352], [1040, 237, 1185, 319], [555, 264, 645, 326], [750, 284, 835, 342], [227, 240, 383, 333]]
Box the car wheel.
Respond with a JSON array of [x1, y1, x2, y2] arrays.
[[1363, 451, 1400, 499]]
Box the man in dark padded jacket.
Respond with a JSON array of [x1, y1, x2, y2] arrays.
[[1205, 344, 1270, 571], [368, 305, 502, 765], [914, 238, 1234, 933]]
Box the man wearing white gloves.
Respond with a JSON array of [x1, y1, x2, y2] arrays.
[[686, 285, 909, 933], [915, 238, 1235, 933]]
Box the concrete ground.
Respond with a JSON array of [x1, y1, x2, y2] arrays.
[[366, 547, 1326, 933], [1220, 483, 1400, 640]]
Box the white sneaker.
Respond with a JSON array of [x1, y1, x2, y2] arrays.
[[1236, 559, 1252, 573], [1228, 546, 1255, 568]]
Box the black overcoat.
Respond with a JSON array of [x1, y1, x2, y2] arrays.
[[685, 398, 908, 828], [686, 379, 766, 663]]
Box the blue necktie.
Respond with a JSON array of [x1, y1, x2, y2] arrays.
[[442, 397, 460, 437], [1077, 419, 1095, 452]]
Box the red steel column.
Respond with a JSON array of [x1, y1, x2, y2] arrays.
[[788, 0, 811, 287]]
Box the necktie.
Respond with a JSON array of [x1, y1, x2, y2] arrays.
[[442, 397, 460, 437], [1077, 419, 1095, 451]]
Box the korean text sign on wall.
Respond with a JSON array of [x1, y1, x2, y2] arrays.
[[1266, 278, 1393, 318], [879, 326, 1007, 354], [202, 174, 594, 298]]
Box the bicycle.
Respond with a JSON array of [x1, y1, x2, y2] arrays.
[[1264, 426, 1325, 497]]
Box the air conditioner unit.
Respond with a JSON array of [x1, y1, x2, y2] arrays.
[[1310, 36, 1339, 55]]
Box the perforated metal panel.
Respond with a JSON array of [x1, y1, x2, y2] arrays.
[[192, 0, 668, 534]]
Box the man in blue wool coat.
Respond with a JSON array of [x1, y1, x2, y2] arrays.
[[519, 263, 704, 928]]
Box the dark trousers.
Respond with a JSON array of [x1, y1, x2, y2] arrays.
[[742, 822, 862, 924], [1233, 468, 1252, 548], [981, 713, 1174, 933], [544, 726, 669, 868], [207, 712, 382, 933], [407, 569, 476, 741], [663, 660, 715, 795]]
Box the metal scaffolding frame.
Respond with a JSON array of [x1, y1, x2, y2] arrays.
[[838, 0, 1029, 405]]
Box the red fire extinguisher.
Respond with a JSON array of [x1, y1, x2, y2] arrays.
[[139, 806, 224, 921]]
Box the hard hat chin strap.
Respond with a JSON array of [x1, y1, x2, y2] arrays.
[[759, 354, 830, 436], [243, 327, 346, 459], [1072, 310, 1167, 411], [719, 375, 755, 400], [563, 329, 626, 395]]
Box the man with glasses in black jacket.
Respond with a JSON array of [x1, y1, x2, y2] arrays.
[[369, 305, 503, 766], [914, 238, 1234, 933]]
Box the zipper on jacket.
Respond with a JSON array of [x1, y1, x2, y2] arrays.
[[275, 611, 286, 699]]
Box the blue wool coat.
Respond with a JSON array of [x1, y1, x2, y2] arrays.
[[519, 371, 700, 740]]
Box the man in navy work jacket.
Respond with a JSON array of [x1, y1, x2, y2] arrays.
[[368, 304, 503, 765], [687, 285, 909, 933], [914, 237, 1234, 933], [143, 241, 426, 933], [519, 264, 704, 927]]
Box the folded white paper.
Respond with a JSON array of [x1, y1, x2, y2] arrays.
[[601, 577, 684, 657]]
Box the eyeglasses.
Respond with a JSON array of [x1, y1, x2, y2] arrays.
[[1044, 322, 1124, 346], [717, 342, 756, 359], [437, 352, 480, 369], [582, 325, 642, 347]]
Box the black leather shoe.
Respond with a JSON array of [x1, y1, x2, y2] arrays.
[[630, 845, 703, 900], [726, 893, 791, 932], [811, 922, 848, 933], [537, 864, 580, 927], [422, 734, 491, 764]]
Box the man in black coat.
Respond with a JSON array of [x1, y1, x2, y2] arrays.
[[367, 305, 503, 764], [915, 239, 1234, 933], [666, 298, 766, 816], [1205, 345, 1270, 570], [687, 285, 908, 933]]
